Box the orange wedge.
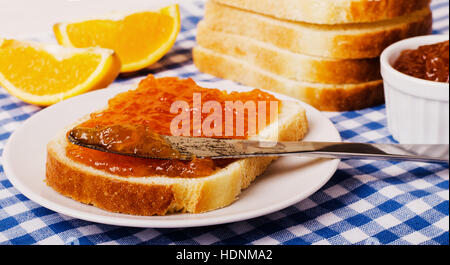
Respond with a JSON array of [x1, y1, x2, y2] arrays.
[[0, 39, 121, 106], [54, 4, 181, 73]]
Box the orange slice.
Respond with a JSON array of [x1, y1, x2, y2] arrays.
[[0, 39, 121, 106], [54, 4, 181, 73]]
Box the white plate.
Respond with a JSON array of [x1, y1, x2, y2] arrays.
[[2, 80, 340, 228]]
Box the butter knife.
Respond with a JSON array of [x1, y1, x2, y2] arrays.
[[68, 127, 449, 163]]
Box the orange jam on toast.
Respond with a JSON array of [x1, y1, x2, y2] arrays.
[[66, 75, 280, 178]]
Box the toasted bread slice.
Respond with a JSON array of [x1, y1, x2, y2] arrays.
[[204, 1, 432, 59], [213, 0, 431, 24], [193, 46, 384, 111], [196, 22, 381, 84], [46, 92, 308, 216]]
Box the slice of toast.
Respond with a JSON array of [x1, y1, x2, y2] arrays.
[[45, 83, 308, 216], [212, 0, 431, 24], [193, 46, 384, 111], [196, 22, 381, 84], [203, 1, 432, 59]]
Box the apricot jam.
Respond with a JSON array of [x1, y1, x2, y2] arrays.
[[66, 75, 280, 178], [394, 40, 449, 83], [69, 124, 183, 160]]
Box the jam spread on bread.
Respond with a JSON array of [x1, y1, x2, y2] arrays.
[[394, 40, 449, 83], [66, 75, 279, 178]]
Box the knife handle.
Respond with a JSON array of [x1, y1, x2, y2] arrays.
[[271, 142, 449, 163]]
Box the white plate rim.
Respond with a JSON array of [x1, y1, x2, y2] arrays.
[[2, 80, 341, 228]]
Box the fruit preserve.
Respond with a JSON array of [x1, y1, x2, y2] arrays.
[[394, 40, 449, 83], [66, 75, 280, 178]]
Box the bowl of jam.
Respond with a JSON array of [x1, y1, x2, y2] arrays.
[[381, 35, 449, 144]]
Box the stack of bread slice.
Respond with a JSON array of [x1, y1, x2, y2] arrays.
[[193, 0, 433, 111]]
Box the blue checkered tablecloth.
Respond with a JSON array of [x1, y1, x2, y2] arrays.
[[0, 0, 448, 245]]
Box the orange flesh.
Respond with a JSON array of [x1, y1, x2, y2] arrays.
[[66, 75, 280, 178], [0, 40, 101, 95], [66, 12, 175, 65]]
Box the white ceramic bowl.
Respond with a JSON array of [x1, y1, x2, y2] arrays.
[[380, 34, 449, 144]]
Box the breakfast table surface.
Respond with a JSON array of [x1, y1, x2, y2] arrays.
[[0, 0, 448, 245]]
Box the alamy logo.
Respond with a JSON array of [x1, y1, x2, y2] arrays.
[[364, 237, 380, 245], [169, 93, 279, 139], [64, 237, 80, 245]]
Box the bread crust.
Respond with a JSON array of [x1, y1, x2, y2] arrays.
[[213, 0, 431, 24], [46, 146, 175, 216], [45, 99, 308, 216], [204, 1, 433, 59], [196, 22, 381, 84], [193, 46, 384, 111]]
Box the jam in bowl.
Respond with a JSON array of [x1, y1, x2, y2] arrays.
[[393, 40, 449, 83], [380, 35, 449, 144]]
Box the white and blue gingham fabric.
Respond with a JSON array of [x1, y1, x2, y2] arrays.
[[0, 0, 448, 245]]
